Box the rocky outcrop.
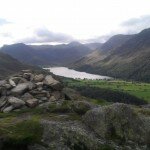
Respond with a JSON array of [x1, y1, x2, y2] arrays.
[[39, 120, 106, 150], [0, 70, 65, 112], [83, 103, 150, 149]]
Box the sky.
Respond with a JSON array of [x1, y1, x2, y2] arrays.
[[0, 0, 150, 46]]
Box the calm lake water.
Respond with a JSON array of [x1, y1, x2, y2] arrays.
[[45, 67, 111, 80]]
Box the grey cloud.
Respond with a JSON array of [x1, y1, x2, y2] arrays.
[[0, 18, 11, 26], [18, 27, 74, 44], [120, 15, 150, 34], [82, 35, 112, 43], [1, 32, 12, 37]]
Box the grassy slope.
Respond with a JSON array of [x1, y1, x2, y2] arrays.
[[64, 79, 150, 102]]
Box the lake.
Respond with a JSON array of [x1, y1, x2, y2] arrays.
[[44, 67, 111, 80]]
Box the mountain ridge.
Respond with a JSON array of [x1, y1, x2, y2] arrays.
[[72, 28, 150, 82]]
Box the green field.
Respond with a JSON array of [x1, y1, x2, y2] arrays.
[[63, 79, 150, 102]]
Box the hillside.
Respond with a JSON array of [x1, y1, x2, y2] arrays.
[[84, 42, 103, 50], [0, 42, 92, 66], [72, 28, 150, 82], [0, 51, 29, 78], [0, 70, 149, 150], [100, 34, 134, 52]]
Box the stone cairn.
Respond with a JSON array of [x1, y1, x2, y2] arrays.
[[0, 70, 64, 113]]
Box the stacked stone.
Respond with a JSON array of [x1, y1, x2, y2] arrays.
[[0, 70, 64, 112]]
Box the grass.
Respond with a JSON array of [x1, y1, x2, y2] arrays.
[[0, 114, 43, 150], [0, 104, 83, 150], [63, 78, 150, 102]]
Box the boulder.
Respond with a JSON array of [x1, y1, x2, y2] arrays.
[[8, 96, 25, 108], [35, 82, 43, 87], [3, 106, 13, 113], [28, 82, 36, 90], [41, 120, 103, 149], [0, 96, 7, 109], [51, 91, 62, 100], [18, 78, 28, 84], [22, 70, 32, 73], [62, 88, 81, 100], [44, 75, 63, 90], [0, 80, 7, 86], [23, 73, 33, 81], [30, 90, 49, 99], [9, 79, 16, 87], [26, 98, 38, 108], [10, 77, 21, 84], [4, 84, 12, 90], [21, 93, 34, 101], [83, 103, 150, 145], [11, 83, 30, 95], [40, 97, 48, 102], [34, 74, 44, 82], [49, 96, 57, 101], [0, 87, 7, 96], [72, 101, 92, 115]]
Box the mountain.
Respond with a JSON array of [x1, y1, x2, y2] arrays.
[[84, 42, 103, 50], [0, 42, 92, 66], [0, 51, 29, 78], [100, 34, 135, 52], [72, 28, 150, 82]]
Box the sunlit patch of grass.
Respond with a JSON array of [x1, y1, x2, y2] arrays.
[[63, 78, 150, 102]]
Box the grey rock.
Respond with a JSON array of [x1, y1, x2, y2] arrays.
[[34, 74, 44, 82], [41, 120, 104, 150], [44, 75, 63, 90], [23, 73, 33, 81], [21, 93, 34, 101], [63, 88, 81, 100], [51, 91, 62, 100], [28, 82, 36, 90], [22, 70, 32, 73], [11, 83, 30, 95], [8, 96, 25, 108], [83, 103, 150, 145], [4, 84, 12, 90], [0, 96, 7, 108], [3, 105, 13, 113], [0, 80, 7, 86], [30, 90, 49, 99], [40, 97, 48, 101], [72, 101, 92, 115], [49, 96, 57, 101], [10, 77, 21, 84], [35, 82, 43, 87], [9, 79, 16, 87], [26, 98, 38, 108]]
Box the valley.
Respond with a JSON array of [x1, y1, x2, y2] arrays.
[[0, 0, 150, 149], [63, 78, 150, 103]]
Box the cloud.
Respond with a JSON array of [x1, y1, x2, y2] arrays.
[[0, 18, 11, 26], [81, 34, 113, 43], [120, 15, 150, 34], [0, 32, 12, 37], [18, 27, 74, 44]]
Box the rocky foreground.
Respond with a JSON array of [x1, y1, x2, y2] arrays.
[[0, 71, 150, 150], [0, 70, 65, 112]]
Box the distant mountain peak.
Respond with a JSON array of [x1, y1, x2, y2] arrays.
[[68, 41, 82, 46]]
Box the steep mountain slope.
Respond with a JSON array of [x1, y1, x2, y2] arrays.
[[100, 34, 134, 52], [73, 29, 150, 82], [84, 42, 103, 50], [0, 51, 29, 78], [1, 42, 92, 66]]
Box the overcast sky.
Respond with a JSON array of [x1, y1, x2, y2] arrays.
[[0, 0, 150, 46]]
